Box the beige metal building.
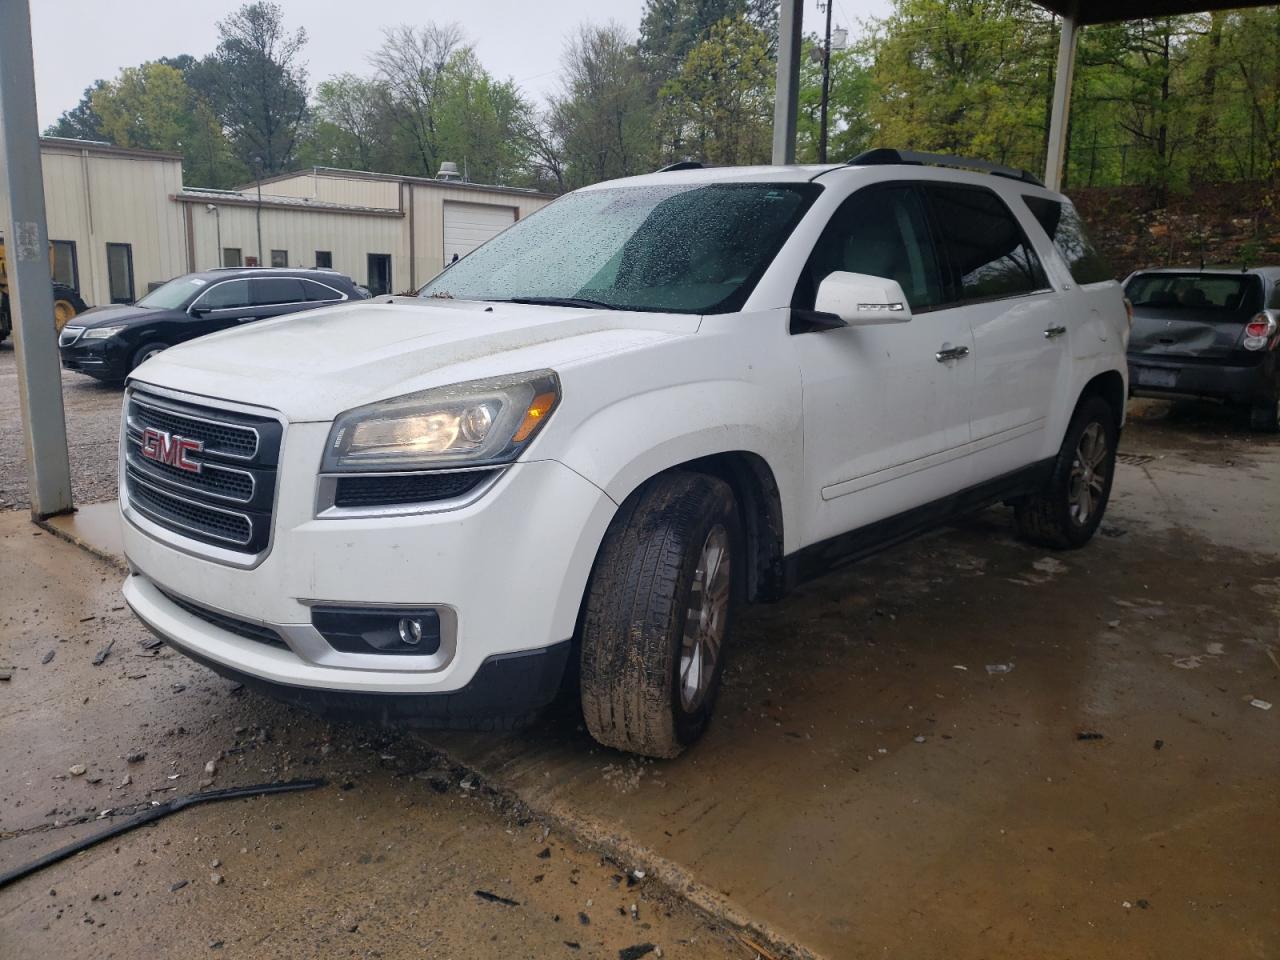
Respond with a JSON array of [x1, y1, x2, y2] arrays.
[[1, 139, 555, 307]]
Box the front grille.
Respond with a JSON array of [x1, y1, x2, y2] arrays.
[[58, 326, 84, 347], [129, 395, 259, 458], [129, 477, 252, 545], [332, 470, 495, 508], [124, 390, 282, 556], [158, 587, 288, 649]]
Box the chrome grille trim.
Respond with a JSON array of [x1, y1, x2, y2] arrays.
[[127, 394, 260, 460], [125, 472, 254, 547], [124, 431, 256, 503]]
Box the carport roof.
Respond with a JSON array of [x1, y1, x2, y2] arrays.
[[1035, 0, 1276, 25]]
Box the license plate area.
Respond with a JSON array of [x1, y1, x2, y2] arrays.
[[1136, 367, 1177, 388]]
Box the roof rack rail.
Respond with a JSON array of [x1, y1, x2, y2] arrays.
[[846, 148, 1044, 187], [655, 160, 703, 172]]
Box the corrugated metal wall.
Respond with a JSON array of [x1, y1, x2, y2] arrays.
[[0, 144, 188, 306]]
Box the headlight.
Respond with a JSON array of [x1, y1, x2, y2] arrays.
[[82, 326, 126, 340], [322, 370, 560, 472]]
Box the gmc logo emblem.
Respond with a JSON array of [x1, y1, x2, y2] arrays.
[[141, 427, 203, 474]]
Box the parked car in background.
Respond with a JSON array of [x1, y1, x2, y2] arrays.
[[118, 151, 1130, 758], [58, 267, 367, 382], [1125, 267, 1280, 431]]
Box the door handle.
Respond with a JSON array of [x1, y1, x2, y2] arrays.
[[1044, 324, 1067, 339], [235, 317, 255, 324], [935, 344, 970, 363]]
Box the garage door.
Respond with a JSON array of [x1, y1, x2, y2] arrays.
[[442, 201, 517, 267]]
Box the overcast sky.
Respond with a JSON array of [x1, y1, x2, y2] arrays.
[[31, 0, 890, 129]]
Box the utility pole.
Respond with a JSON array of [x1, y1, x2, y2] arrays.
[[253, 157, 263, 266], [0, 0, 74, 518], [772, 0, 803, 165], [818, 0, 834, 163]]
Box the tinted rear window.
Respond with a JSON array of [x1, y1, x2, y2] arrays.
[[926, 185, 1048, 302], [1125, 273, 1262, 314], [1023, 195, 1113, 285]]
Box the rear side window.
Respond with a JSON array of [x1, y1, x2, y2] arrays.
[[1125, 273, 1262, 315], [794, 183, 946, 311], [1023, 195, 1113, 285], [302, 279, 344, 302], [250, 277, 306, 305], [926, 185, 1048, 303]]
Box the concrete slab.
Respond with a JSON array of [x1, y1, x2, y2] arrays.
[[40, 500, 125, 568], [422, 408, 1280, 959]]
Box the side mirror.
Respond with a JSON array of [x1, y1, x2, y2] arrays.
[[814, 271, 913, 325], [188, 304, 210, 318]]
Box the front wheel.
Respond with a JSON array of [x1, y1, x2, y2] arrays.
[[1015, 396, 1118, 549], [579, 472, 741, 758], [130, 341, 168, 373]]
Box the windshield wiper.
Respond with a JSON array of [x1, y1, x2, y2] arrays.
[[488, 296, 620, 311]]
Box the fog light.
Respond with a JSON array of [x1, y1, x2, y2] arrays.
[[398, 617, 424, 646], [312, 607, 442, 655]]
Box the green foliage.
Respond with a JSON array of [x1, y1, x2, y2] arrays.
[[662, 15, 774, 165]]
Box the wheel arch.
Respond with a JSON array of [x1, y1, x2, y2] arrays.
[[1075, 369, 1126, 429]]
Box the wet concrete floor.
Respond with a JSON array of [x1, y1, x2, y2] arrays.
[[2, 399, 1278, 959], [0, 525, 744, 958]]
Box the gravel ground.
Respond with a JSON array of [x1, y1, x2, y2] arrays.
[[0, 342, 122, 511]]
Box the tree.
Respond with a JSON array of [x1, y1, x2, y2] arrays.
[[796, 41, 875, 163], [194, 2, 309, 175], [662, 15, 774, 165], [545, 23, 657, 189], [370, 22, 465, 177], [91, 63, 193, 152], [45, 82, 108, 141], [309, 73, 392, 170]]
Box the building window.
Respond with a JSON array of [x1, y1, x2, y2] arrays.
[[270, 249, 288, 268], [367, 254, 392, 297], [50, 241, 79, 291], [223, 247, 242, 268], [106, 243, 135, 303], [315, 250, 333, 269]]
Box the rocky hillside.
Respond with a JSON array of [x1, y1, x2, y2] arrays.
[[1071, 182, 1277, 280]]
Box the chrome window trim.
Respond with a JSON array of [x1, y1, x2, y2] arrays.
[[313, 465, 506, 519], [188, 275, 350, 314]]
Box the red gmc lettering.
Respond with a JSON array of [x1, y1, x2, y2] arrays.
[[140, 427, 203, 473]]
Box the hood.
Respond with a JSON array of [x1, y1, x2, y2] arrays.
[[130, 297, 699, 421], [1128, 305, 1251, 360], [71, 303, 177, 328]]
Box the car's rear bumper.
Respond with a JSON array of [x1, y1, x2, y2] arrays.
[[1127, 354, 1273, 404]]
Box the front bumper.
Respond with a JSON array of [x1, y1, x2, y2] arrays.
[[1127, 354, 1273, 404], [121, 419, 617, 709], [59, 336, 130, 379]]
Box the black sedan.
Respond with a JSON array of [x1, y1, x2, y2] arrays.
[[58, 268, 368, 382], [1125, 267, 1280, 432]]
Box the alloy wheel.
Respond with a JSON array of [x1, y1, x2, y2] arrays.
[[679, 524, 730, 712]]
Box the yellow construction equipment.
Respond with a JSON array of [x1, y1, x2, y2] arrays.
[[0, 237, 88, 342]]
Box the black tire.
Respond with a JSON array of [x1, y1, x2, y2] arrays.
[[1015, 396, 1118, 550], [130, 341, 168, 373], [579, 471, 741, 758], [51, 283, 87, 333], [1248, 393, 1280, 433]]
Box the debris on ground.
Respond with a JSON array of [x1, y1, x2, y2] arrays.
[[68, 764, 86, 777], [985, 664, 1014, 675], [1154, 739, 1164, 750], [1249, 698, 1272, 711], [0, 667, 13, 681], [578, 911, 591, 925], [126, 752, 146, 763], [41, 651, 54, 665], [474, 890, 519, 907], [913, 735, 927, 743], [619, 945, 656, 960], [91, 638, 115, 666], [169, 880, 188, 892], [1076, 732, 1105, 741]]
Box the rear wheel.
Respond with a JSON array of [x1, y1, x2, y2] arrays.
[[1249, 393, 1280, 433], [1015, 396, 1118, 549], [51, 283, 87, 333], [579, 472, 740, 758]]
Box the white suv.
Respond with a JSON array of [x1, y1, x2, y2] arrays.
[[120, 150, 1130, 758]]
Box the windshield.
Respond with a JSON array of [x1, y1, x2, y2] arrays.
[[418, 182, 821, 314], [135, 276, 210, 310], [1126, 273, 1262, 315]]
